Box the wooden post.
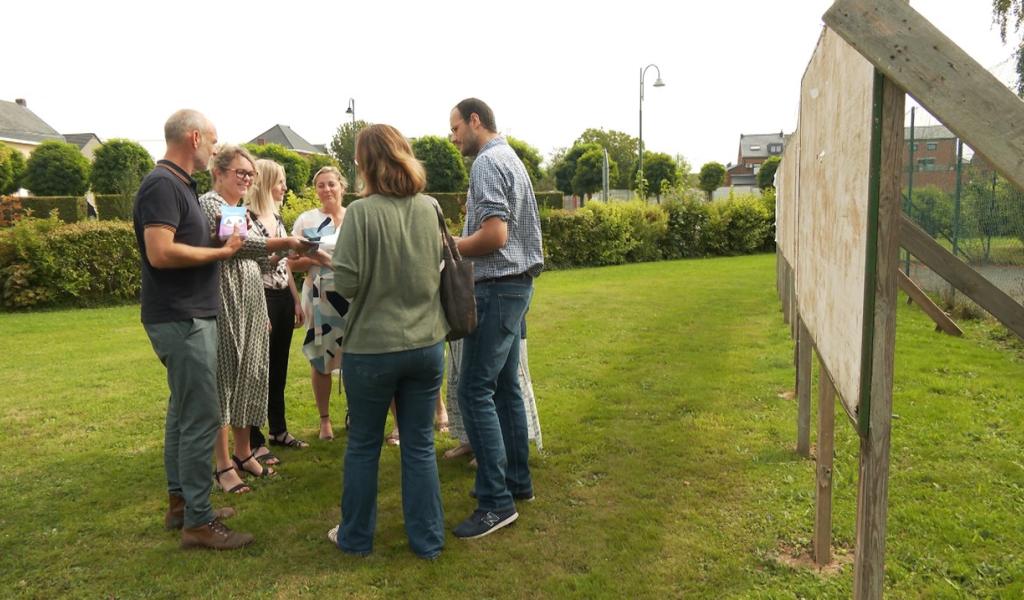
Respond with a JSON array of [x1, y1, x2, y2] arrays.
[[852, 72, 904, 600], [796, 318, 812, 457], [814, 357, 836, 566]]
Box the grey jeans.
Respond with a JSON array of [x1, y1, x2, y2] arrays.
[[144, 317, 220, 528]]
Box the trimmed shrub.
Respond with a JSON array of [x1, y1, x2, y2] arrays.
[[95, 194, 134, 221], [661, 198, 709, 259], [541, 203, 632, 269], [1, 195, 24, 227], [535, 191, 563, 210], [19, 196, 88, 223], [0, 216, 139, 310], [23, 141, 91, 196], [244, 143, 310, 195], [90, 139, 154, 196], [609, 201, 668, 263], [704, 196, 772, 255], [412, 136, 468, 193], [0, 143, 27, 194]]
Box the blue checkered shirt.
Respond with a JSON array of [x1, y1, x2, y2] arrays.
[[463, 136, 544, 281]]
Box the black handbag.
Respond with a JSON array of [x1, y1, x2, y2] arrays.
[[433, 202, 477, 340]]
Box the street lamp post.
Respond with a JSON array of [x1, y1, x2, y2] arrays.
[[638, 64, 665, 199], [345, 98, 356, 183]]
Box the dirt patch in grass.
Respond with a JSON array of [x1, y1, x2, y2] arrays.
[[770, 541, 853, 576]]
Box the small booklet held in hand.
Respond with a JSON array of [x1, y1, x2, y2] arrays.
[[219, 207, 248, 240]]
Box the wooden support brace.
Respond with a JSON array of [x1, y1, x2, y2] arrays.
[[896, 270, 963, 336], [900, 214, 1024, 340], [814, 356, 836, 567]]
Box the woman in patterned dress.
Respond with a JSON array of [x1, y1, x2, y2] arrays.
[[198, 145, 311, 494], [289, 166, 349, 441]]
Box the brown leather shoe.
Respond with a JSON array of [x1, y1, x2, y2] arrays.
[[180, 519, 254, 550], [165, 494, 237, 530]]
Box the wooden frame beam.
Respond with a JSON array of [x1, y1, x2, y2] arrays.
[[896, 270, 963, 336], [900, 214, 1024, 340], [825, 0, 1024, 191]]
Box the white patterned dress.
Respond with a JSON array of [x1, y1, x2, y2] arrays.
[[445, 337, 542, 451], [199, 191, 272, 427], [292, 209, 349, 374]]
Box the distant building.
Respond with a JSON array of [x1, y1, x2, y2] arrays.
[[0, 98, 65, 156], [249, 124, 326, 156], [903, 124, 958, 193], [64, 133, 103, 160], [725, 132, 785, 187]]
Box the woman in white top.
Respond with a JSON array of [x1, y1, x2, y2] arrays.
[[289, 166, 348, 440]]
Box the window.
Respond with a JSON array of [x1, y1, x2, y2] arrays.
[[926, 142, 937, 151], [749, 145, 761, 151], [917, 158, 936, 171], [768, 143, 783, 154]]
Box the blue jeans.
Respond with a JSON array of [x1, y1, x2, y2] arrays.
[[458, 279, 534, 511], [338, 341, 445, 558], [144, 318, 221, 528]]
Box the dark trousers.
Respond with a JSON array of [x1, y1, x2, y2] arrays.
[[252, 288, 296, 448]]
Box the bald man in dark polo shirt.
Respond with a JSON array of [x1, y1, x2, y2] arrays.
[[133, 109, 252, 550]]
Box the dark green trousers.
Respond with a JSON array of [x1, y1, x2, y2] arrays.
[[144, 317, 220, 528]]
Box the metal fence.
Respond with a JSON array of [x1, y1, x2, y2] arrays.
[[901, 110, 1024, 307]]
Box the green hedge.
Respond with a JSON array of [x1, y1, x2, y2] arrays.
[[1, 193, 775, 311], [0, 216, 140, 310], [541, 195, 774, 269], [536, 191, 564, 210], [19, 196, 88, 223], [95, 194, 134, 221]]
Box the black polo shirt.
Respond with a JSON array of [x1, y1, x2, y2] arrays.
[[133, 159, 220, 324]]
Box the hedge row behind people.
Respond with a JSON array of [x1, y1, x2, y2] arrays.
[[0, 193, 776, 311]]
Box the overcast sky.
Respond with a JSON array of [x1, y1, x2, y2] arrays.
[[3, 1, 1018, 170]]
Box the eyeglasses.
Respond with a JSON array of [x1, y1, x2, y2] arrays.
[[226, 168, 257, 181]]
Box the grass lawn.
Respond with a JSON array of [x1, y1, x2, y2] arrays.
[[1, 253, 1022, 598]]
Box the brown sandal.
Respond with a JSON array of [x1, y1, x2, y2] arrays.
[[214, 466, 251, 495]]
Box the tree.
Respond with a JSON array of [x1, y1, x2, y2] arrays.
[[0, 143, 27, 194], [576, 128, 638, 189], [757, 156, 782, 190], [993, 0, 1024, 95], [304, 153, 340, 186], [553, 142, 601, 195], [90, 139, 155, 196], [572, 146, 618, 199], [243, 143, 310, 194], [330, 119, 371, 186], [23, 141, 91, 196], [642, 151, 679, 201], [411, 135, 468, 192], [506, 136, 544, 185], [698, 162, 727, 201]]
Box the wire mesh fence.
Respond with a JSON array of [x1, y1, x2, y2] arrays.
[[900, 110, 1024, 310]]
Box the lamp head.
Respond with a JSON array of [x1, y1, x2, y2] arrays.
[[653, 78, 666, 88]]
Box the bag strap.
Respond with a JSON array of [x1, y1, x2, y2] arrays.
[[431, 201, 463, 260], [155, 163, 191, 187]]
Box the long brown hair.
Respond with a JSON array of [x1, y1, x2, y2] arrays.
[[355, 124, 426, 198]]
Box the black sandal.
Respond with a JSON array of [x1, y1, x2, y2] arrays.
[[254, 449, 280, 466], [269, 432, 309, 449], [232, 452, 275, 478], [214, 466, 251, 495]]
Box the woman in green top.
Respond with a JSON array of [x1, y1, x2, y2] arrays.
[[327, 124, 448, 559]]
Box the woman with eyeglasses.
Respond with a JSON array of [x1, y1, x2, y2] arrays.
[[244, 159, 308, 465], [327, 124, 448, 559], [198, 145, 310, 494], [289, 166, 349, 441]]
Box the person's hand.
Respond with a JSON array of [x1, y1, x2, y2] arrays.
[[294, 303, 305, 328], [269, 253, 283, 266], [287, 236, 315, 253], [312, 249, 332, 267], [222, 226, 243, 257]]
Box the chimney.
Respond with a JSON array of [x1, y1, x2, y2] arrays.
[[15, 98, 27, 107]]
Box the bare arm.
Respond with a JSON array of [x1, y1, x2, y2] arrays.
[[144, 225, 240, 269], [457, 216, 508, 257]]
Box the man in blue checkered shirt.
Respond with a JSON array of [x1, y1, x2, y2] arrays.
[[448, 98, 543, 540]]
